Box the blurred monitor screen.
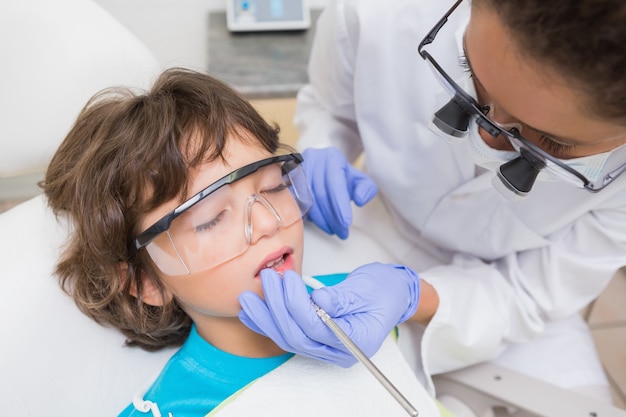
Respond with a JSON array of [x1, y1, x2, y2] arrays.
[[226, 0, 310, 32]]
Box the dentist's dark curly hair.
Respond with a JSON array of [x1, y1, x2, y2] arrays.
[[475, 0, 626, 124], [42, 68, 286, 351]]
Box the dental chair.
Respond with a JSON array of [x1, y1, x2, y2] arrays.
[[1, 1, 625, 416]]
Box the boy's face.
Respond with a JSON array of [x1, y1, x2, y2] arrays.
[[139, 136, 305, 327]]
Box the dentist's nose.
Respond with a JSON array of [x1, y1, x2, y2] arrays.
[[478, 104, 520, 151], [245, 195, 281, 244], [487, 102, 521, 129]]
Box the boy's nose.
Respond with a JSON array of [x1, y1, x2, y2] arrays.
[[245, 194, 281, 244]]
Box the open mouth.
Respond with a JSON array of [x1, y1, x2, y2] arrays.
[[263, 253, 287, 270], [256, 248, 293, 277]]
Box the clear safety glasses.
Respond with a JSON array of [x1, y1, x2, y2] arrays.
[[418, 0, 626, 196], [135, 153, 313, 276]]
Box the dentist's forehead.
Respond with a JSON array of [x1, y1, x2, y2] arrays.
[[465, 6, 626, 148]]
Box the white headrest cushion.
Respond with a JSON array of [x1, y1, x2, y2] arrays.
[[0, 0, 160, 177], [0, 196, 176, 416]]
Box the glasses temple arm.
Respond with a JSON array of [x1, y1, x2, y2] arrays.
[[419, 0, 464, 50]]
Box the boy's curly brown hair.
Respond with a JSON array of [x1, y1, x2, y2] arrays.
[[42, 68, 284, 351]]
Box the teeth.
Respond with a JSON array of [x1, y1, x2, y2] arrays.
[[265, 256, 284, 269]]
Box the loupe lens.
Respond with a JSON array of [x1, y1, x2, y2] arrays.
[[433, 96, 471, 138], [497, 149, 545, 196]]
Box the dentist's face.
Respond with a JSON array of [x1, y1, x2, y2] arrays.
[[465, 4, 626, 160]]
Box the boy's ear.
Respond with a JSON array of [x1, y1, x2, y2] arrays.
[[118, 263, 171, 307]]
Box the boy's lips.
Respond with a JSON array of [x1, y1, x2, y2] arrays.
[[255, 247, 294, 277]]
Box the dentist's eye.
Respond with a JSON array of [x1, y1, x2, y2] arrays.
[[459, 54, 472, 77], [537, 135, 576, 158]]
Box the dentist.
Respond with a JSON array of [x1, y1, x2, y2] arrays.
[[239, 0, 626, 402]]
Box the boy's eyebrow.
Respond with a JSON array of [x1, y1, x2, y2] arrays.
[[461, 39, 583, 147]]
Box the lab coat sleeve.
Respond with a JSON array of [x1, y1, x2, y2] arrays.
[[294, 0, 364, 163], [417, 204, 626, 377]]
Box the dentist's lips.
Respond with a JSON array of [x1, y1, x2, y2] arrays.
[[255, 247, 294, 277]]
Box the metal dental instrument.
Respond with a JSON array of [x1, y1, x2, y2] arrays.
[[311, 301, 419, 417]]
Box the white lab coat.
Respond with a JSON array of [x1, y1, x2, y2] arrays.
[[295, 0, 626, 396]]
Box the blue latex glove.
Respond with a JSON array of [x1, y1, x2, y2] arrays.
[[238, 263, 420, 367], [301, 147, 378, 239]]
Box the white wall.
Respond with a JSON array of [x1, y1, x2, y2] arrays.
[[93, 0, 328, 70]]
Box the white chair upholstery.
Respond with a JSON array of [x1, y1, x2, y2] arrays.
[[0, 196, 177, 416], [0, 0, 159, 180]]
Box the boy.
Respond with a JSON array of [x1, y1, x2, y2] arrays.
[[42, 68, 437, 416]]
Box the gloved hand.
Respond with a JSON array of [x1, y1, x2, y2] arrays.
[[238, 263, 420, 367], [301, 147, 378, 239]]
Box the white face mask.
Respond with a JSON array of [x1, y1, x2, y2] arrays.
[[555, 150, 613, 184]]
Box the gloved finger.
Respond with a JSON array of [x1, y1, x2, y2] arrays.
[[260, 270, 336, 345], [346, 165, 378, 207], [280, 271, 347, 351], [283, 271, 356, 360], [321, 313, 386, 358], [284, 286, 385, 360], [258, 269, 324, 350], [240, 278, 353, 365], [304, 204, 333, 236], [302, 147, 354, 239], [238, 291, 293, 351], [304, 165, 335, 235], [281, 274, 376, 363], [327, 162, 354, 235], [312, 263, 420, 325], [306, 202, 350, 239], [307, 148, 352, 238], [310, 284, 371, 317], [238, 311, 265, 336], [309, 266, 381, 316], [239, 292, 344, 360], [238, 295, 270, 336], [312, 166, 350, 239]]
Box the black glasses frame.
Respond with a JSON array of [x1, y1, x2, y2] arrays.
[[135, 153, 304, 249], [417, 0, 626, 193]]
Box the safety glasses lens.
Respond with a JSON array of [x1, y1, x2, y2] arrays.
[[146, 161, 312, 276]]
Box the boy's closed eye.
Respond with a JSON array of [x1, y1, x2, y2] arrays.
[[194, 210, 227, 233], [261, 181, 290, 195]]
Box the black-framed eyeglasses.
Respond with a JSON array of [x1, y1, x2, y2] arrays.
[[417, 0, 626, 196], [135, 153, 313, 276]]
